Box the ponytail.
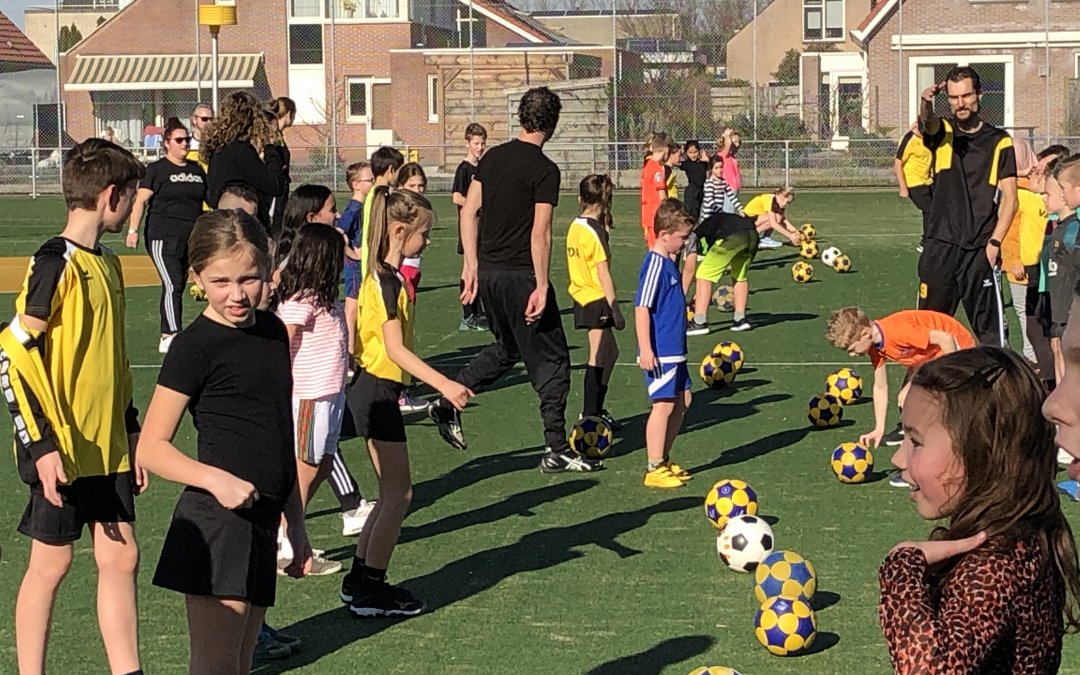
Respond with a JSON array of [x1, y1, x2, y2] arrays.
[[366, 185, 435, 279], [579, 174, 614, 230]]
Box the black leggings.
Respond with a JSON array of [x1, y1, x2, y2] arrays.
[[147, 234, 189, 335]]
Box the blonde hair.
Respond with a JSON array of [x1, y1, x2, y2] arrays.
[[776, 186, 795, 198], [188, 209, 271, 277], [825, 306, 872, 348], [346, 161, 371, 189], [653, 198, 694, 236], [644, 132, 672, 156], [366, 186, 435, 278]]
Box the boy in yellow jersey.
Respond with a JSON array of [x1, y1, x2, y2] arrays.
[[743, 187, 800, 249], [1, 139, 146, 674], [894, 124, 934, 247]]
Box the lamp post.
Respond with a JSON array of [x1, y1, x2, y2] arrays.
[[198, 4, 238, 113]]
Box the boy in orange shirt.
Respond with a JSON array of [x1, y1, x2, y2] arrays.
[[640, 133, 671, 248], [826, 306, 976, 464]]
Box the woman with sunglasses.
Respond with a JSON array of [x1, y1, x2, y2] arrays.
[[126, 117, 207, 354]]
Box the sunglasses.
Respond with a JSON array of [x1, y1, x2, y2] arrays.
[[171, 136, 192, 144], [195, 116, 213, 122]]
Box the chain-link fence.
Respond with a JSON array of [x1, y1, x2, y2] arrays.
[[2, 0, 1078, 195]]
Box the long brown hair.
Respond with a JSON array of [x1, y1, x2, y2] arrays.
[[366, 185, 434, 278], [199, 91, 274, 163], [579, 174, 614, 230], [911, 346, 1080, 630]]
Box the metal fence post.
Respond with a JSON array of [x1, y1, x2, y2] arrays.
[[31, 147, 37, 198], [784, 140, 791, 187]]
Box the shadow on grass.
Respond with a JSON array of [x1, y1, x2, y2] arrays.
[[260, 497, 702, 674], [415, 282, 460, 295], [585, 635, 715, 675], [409, 445, 548, 515], [803, 630, 841, 655], [422, 344, 581, 399], [688, 426, 813, 474], [811, 590, 841, 612], [751, 252, 800, 270], [749, 311, 818, 328]]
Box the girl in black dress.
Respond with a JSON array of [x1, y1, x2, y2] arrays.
[[267, 97, 296, 237], [680, 140, 709, 220], [136, 209, 311, 674]]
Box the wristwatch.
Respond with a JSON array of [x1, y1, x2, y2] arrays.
[[988, 238, 1001, 247], [128, 228, 138, 235]]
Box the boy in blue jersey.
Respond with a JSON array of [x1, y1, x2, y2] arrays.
[[636, 199, 696, 489], [340, 161, 375, 357]]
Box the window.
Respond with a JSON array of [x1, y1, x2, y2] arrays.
[[289, 24, 323, 65], [455, 5, 486, 48], [803, 0, 843, 42], [912, 58, 1010, 128], [347, 79, 368, 121], [427, 74, 438, 122], [291, 0, 321, 18]]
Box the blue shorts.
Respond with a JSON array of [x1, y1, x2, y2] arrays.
[[343, 261, 360, 299], [644, 360, 691, 401]]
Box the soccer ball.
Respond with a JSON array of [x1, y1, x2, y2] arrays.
[[791, 261, 814, 283], [799, 240, 819, 260], [712, 284, 735, 312], [688, 668, 742, 675], [700, 354, 736, 388], [189, 283, 207, 301], [717, 514, 775, 573], [831, 442, 874, 484], [807, 393, 843, 428], [686, 306, 695, 322], [754, 596, 818, 656], [569, 416, 614, 460], [833, 254, 852, 272], [825, 367, 863, 404], [800, 223, 816, 240], [754, 550, 818, 604], [712, 340, 745, 374], [704, 479, 759, 530], [820, 246, 842, 267]]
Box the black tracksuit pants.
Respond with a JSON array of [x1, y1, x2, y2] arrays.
[[917, 238, 1005, 347], [455, 267, 571, 452], [147, 234, 189, 335]]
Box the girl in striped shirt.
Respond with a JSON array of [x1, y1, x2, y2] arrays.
[[699, 154, 744, 222], [274, 223, 350, 575]]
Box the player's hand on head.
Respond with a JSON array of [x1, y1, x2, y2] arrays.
[[891, 532, 987, 566], [35, 451, 68, 508]]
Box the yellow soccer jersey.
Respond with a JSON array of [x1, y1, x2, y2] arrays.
[[666, 168, 679, 198], [744, 193, 781, 218], [896, 131, 933, 188], [566, 216, 611, 306], [9, 237, 135, 480], [358, 266, 414, 385]]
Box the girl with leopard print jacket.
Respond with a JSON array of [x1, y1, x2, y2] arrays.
[[877, 347, 1080, 674]]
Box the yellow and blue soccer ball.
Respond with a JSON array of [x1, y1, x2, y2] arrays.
[[754, 596, 817, 656], [754, 550, 818, 604], [807, 393, 843, 428], [800, 223, 816, 240], [825, 367, 863, 404], [700, 354, 736, 388], [791, 261, 814, 283], [569, 416, 614, 460], [712, 284, 735, 312], [831, 442, 873, 484], [704, 479, 758, 530], [799, 240, 819, 260], [189, 283, 207, 301], [688, 668, 742, 675], [833, 253, 852, 272], [712, 340, 745, 374]]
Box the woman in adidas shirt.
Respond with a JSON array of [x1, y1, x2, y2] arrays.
[[127, 117, 207, 353]]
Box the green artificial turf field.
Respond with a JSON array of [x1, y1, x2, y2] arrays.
[[0, 190, 1077, 674]]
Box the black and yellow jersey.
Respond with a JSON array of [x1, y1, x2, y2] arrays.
[[358, 266, 414, 385], [665, 166, 679, 198], [566, 216, 611, 306], [896, 130, 933, 188], [922, 119, 1016, 248], [3, 237, 137, 482], [744, 194, 782, 218]]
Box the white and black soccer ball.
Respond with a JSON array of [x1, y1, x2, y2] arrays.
[[716, 514, 775, 573], [821, 246, 842, 267]]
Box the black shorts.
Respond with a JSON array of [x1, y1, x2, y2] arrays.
[[19, 472, 136, 544], [574, 299, 613, 330], [153, 489, 282, 607], [344, 370, 406, 443]]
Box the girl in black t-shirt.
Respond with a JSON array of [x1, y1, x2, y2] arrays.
[[136, 209, 312, 675], [126, 117, 206, 353]]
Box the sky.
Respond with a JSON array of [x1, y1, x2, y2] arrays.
[[5, 2, 41, 30]]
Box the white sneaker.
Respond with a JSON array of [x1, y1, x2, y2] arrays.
[[758, 236, 783, 249], [158, 334, 176, 354], [1059, 448, 1075, 467], [341, 499, 376, 537], [277, 552, 341, 576]]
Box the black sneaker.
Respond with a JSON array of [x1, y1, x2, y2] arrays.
[[882, 424, 905, 446], [599, 409, 622, 431], [340, 575, 362, 604], [428, 402, 467, 450], [686, 320, 709, 336], [472, 314, 489, 331], [349, 581, 425, 617], [539, 448, 603, 473], [731, 318, 752, 332]]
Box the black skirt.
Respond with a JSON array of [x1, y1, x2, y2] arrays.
[[153, 488, 282, 607]]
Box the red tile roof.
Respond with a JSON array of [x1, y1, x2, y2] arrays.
[[0, 12, 52, 70], [466, 0, 566, 44], [852, 0, 903, 44]]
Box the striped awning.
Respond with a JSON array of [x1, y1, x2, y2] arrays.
[[65, 53, 263, 91]]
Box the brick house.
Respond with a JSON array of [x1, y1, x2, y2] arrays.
[[59, 0, 624, 165], [0, 11, 59, 148], [852, 0, 1079, 137]]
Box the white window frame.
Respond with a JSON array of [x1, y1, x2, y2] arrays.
[[803, 0, 844, 43], [907, 55, 1014, 130], [1075, 52, 1080, 78], [346, 77, 371, 123], [289, 0, 405, 22], [427, 74, 438, 123]]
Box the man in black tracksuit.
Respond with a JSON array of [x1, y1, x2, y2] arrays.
[[916, 66, 1017, 346], [429, 87, 600, 473]]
